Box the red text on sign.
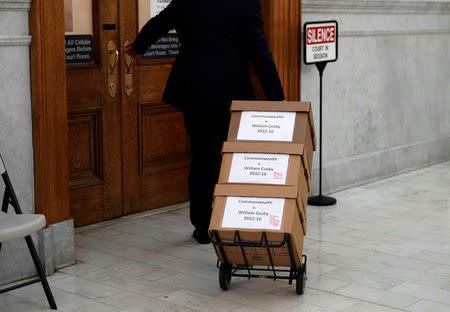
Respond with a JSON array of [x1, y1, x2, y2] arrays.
[[307, 26, 336, 45]]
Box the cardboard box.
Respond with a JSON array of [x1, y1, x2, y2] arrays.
[[209, 184, 304, 267], [227, 101, 316, 175], [213, 183, 307, 235], [218, 141, 310, 213]]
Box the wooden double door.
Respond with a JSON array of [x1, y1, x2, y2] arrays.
[[67, 0, 189, 226], [65, 0, 301, 227]]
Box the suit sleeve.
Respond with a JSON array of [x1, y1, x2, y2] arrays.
[[245, 0, 285, 101], [132, 1, 178, 55]]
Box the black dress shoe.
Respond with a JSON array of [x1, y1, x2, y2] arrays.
[[193, 229, 211, 244]]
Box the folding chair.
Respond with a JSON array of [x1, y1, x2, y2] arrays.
[[0, 154, 57, 310]]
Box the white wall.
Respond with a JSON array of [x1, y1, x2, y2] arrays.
[[302, 0, 450, 194], [0, 0, 36, 284]]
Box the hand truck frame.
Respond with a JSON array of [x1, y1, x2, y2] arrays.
[[210, 230, 307, 295]]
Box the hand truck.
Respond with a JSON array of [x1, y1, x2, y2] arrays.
[[210, 230, 307, 295]]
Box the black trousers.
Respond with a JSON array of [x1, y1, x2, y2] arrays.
[[183, 111, 231, 232]]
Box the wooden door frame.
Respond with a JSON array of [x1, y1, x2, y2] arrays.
[[262, 0, 303, 101], [29, 0, 71, 226], [28, 0, 302, 226], [118, 0, 140, 215]]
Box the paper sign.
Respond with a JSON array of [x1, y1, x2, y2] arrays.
[[304, 21, 338, 64], [237, 112, 296, 142], [144, 0, 180, 59], [221, 197, 285, 230], [151, 0, 172, 18], [228, 153, 289, 185]]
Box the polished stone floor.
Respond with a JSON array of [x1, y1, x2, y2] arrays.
[[1, 161, 449, 311]]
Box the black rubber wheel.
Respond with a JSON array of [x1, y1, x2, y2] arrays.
[[296, 265, 306, 295], [219, 263, 232, 290], [303, 261, 307, 279]]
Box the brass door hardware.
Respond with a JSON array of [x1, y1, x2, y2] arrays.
[[124, 40, 133, 96], [107, 40, 119, 98]]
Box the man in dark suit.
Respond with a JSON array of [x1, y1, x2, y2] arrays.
[[127, 0, 285, 244]]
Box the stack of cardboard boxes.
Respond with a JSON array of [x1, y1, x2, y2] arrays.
[[209, 101, 316, 268]]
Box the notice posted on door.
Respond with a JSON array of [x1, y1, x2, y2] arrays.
[[144, 0, 180, 58], [237, 112, 296, 142], [228, 153, 289, 185], [221, 197, 285, 230]]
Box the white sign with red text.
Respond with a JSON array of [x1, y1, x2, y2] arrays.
[[304, 21, 338, 64]]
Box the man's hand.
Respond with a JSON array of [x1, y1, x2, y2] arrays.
[[125, 43, 139, 60]]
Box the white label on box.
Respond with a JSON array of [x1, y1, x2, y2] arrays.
[[237, 111, 296, 142], [228, 153, 289, 185], [221, 197, 285, 230]]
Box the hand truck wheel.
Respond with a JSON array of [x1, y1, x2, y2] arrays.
[[219, 263, 232, 290], [303, 260, 307, 280], [296, 264, 306, 295]]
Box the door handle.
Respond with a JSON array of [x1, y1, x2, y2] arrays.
[[124, 40, 133, 96], [109, 50, 119, 74], [107, 40, 119, 98]]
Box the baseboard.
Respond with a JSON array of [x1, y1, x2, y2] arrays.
[[39, 219, 75, 275], [310, 136, 450, 195]]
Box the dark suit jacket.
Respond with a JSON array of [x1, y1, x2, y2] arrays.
[[133, 0, 285, 112]]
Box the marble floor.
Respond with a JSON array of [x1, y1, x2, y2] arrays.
[[1, 161, 449, 312]]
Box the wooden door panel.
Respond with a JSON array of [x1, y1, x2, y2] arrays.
[[70, 186, 104, 226], [66, 68, 102, 110], [141, 167, 189, 210], [67, 67, 108, 227], [68, 111, 102, 187], [133, 64, 190, 213], [134, 101, 190, 213], [66, 0, 122, 226], [137, 64, 173, 101], [140, 103, 188, 165]]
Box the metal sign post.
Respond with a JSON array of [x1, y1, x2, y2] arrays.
[[303, 20, 338, 206]]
